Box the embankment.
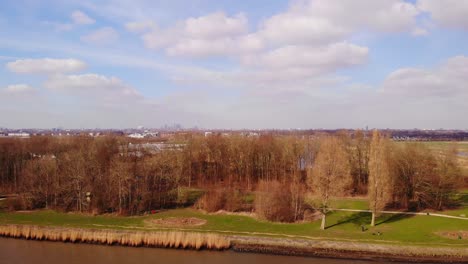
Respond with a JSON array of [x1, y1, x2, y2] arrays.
[[0, 224, 467, 263], [230, 236, 468, 263]]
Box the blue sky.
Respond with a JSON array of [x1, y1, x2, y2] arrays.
[[1, 0, 468, 129]]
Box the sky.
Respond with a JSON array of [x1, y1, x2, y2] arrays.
[[1, 0, 468, 129]]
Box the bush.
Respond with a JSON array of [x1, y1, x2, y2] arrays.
[[224, 189, 244, 212], [5, 195, 32, 211], [195, 188, 245, 212], [195, 189, 225, 212], [254, 180, 305, 222]]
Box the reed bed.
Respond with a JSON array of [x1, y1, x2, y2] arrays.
[[0, 225, 231, 250]]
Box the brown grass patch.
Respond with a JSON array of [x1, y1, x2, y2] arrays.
[[435, 231, 468, 240], [145, 217, 207, 227], [0, 225, 230, 250]]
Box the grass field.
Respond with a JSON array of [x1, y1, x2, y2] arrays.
[[1, 204, 466, 247]]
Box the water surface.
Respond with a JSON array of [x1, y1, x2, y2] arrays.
[[0, 237, 405, 264]]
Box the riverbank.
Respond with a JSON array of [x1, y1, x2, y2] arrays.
[[231, 236, 468, 263], [0, 224, 467, 263]]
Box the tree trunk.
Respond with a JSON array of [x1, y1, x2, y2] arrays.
[[371, 212, 376, 226], [320, 213, 326, 230]]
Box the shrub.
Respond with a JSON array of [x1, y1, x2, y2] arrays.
[[254, 180, 304, 222], [195, 189, 225, 212], [195, 188, 245, 212], [5, 195, 32, 211]]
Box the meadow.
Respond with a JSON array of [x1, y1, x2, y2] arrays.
[[1, 193, 467, 248]]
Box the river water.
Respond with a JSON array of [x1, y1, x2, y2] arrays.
[[0, 237, 404, 264]]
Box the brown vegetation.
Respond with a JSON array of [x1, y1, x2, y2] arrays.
[[145, 217, 207, 227], [368, 131, 392, 226], [309, 136, 351, 229], [0, 131, 464, 222], [435, 231, 468, 240], [195, 188, 245, 212], [0, 224, 229, 250], [254, 180, 305, 222]]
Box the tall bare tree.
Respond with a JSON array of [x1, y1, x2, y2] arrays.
[[432, 144, 461, 210], [309, 136, 351, 229], [368, 130, 392, 226]]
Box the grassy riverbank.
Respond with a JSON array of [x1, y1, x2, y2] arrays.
[[0, 220, 467, 263], [1, 206, 467, 247], [1, 192, 467, 262]]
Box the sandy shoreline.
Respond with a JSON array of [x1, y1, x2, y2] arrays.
[[0, 224, 467, 263]]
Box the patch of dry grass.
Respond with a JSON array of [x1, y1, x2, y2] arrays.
[[144, 217, 207, 227], [435, 231, 468, 240], [0, 225, 230, 250]]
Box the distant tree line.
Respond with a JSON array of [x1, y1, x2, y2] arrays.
[[0, 132, 464, 221]]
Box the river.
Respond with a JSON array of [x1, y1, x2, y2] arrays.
[[0, 237, 408, 264]]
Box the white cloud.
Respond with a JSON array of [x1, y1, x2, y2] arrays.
[[381, 56, 468, 97], [81, 27, 119, 45], [242, 42, 368, 70], [6, 58, 86, 74], [417, 0, 468, 29], [142, 12, 253, 57], [258, 11, 348, 46], [71, 10, 95, 25], [44, 10, 94, 32], [125, 20, 157, 33], [136, 0, 422, 60], [184, 12, 247, 39], [1, 84, 36, 96], [165, 37, 263, 57], [44, 73, 142, 101], [257, 0, 420, 46]]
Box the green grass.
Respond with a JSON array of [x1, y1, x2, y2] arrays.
[[1, 207, 466, 247]]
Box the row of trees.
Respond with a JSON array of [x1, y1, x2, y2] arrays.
[[1, 137, 183, 214], [306, 131, 461, 228], [0, 132, 463, 221]]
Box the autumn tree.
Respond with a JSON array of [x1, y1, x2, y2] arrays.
[[430, 144, 461, 210], [350, 130, 370, 194], [309, 136, 351, 229], [391, 143, 437, 210], [368, 131, 392, 226], [255, 180, 298, 222], [110, 157, 132, 214]]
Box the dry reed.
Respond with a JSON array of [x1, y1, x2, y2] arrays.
[[0, 225, 231, 250]]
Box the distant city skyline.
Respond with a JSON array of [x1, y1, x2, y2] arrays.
[[1, 0, 468, 129]]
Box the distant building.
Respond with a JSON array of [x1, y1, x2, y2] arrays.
[[127, 132, 159, 139], [204, 131, 213, 137], [127, 133, 145, 139], [7, 132, 30, 138]]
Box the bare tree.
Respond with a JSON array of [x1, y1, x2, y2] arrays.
[[309, 136, 351, 229], [110, 157, 131, 214], [432, 144, 461, 210], [368, 130, 392, 226]]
